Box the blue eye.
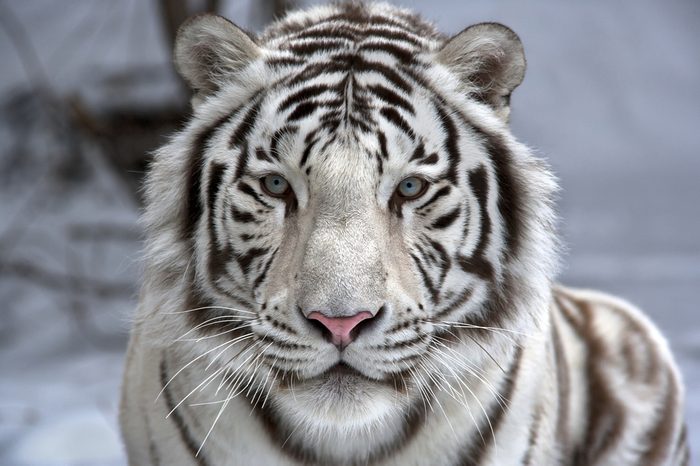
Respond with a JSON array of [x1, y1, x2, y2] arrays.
[[261, 174, 290, 197], [397, 177, 426, 199]]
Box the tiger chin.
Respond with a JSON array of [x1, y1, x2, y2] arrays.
[[119, 2, 689, 465]]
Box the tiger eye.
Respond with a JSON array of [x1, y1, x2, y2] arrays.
[[396, 177, 427, 199], [261, 174, 290, 197]]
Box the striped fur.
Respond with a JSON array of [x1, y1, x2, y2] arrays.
[[120, 3, 688, 465]]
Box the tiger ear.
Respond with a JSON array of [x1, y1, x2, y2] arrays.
[[174, 14, 261, 97], [437, 23, 525, 121]]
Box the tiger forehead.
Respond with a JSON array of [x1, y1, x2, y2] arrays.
[[260, 2, 443, 47]]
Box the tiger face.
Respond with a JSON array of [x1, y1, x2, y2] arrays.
[[143, 2, 558, 461]]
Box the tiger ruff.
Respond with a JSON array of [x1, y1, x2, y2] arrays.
[[120, 2, 689, 465]]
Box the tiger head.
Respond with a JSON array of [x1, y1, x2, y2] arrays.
[[141, 2, 558, 462]]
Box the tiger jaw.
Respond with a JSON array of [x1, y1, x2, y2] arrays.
[[271, 364, 414, 461]]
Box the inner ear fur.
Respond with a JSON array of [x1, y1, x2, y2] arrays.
[[174, 14, 261, 95], [438, 22, 525, 121]]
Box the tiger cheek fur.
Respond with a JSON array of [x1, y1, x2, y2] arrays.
[[119, 3, 689, 466]]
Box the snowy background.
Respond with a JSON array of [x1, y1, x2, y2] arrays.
[[0, 1, 698, 464]]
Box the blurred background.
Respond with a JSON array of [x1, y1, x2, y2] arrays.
[[0, 0, 698, 464]]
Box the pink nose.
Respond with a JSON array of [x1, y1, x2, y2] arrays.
[[306, 311, 374, 348]]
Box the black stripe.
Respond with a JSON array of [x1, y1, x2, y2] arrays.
[[358, 42, 413, 62], [432, 286, 473, 320], [287, 101, 318, 121], [286, 38, 349, 55], [236, 247, 269, 275], [207, 162, 226, 219], [418, 153, 439, 165], [417, 185, 451, 211], [255, 146, 273, 162], [409, 142, 425, 162], [380, 106, 415, 140], [377, 132, 389, 159], [265, 56, 305, 68], [270, 126, 298, 159], [428, 239, 451, 282], [457, 255, 494, 282], [159, 358, 210, 466], [286, 62, 347, 87], [238, 181, 273, 209], [300, 137, 318, 167], [452, 118, 523, 255], [410, 253, 439, 304], [469, 165, 492, 256], [183, 115, 229, 242], [433, 100, 459, 184], [229, 99, 262, 149], [233, 143, 250, 180], [366, 83, 414, 114], [253, 248, 277, 290], [430, 207, 460, 229], [231, 207, 258, 223], [278, 84, 337, 112], [354, 58, 412, 93]]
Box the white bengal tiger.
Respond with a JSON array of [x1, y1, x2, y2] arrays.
[[119, 2, 689, 465]]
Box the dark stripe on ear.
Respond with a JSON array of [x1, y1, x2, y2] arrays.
[[159, 358, 210, 466]]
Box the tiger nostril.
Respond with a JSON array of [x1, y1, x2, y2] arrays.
[[306, 309, 380, 349]]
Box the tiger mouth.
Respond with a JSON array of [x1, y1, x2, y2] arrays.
[[322, 361, 365, 378]]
